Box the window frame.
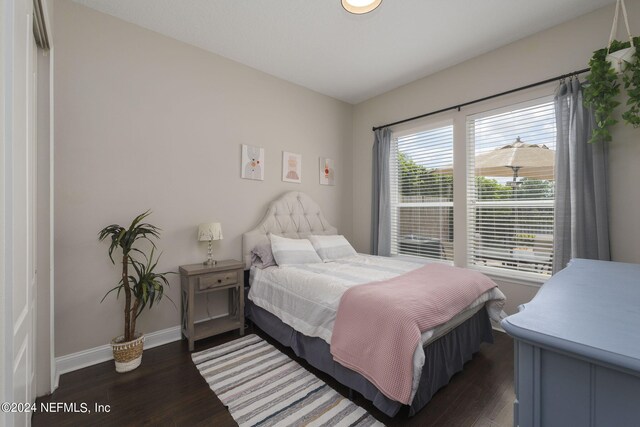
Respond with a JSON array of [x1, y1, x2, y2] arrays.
[[389, 119, 455, 264], [382, 89, 558, 286], [465, 95, 556, 282]]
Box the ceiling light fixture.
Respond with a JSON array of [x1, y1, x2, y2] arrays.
[[341, 0, 382, 15]]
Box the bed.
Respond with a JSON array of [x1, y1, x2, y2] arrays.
[[243, 191, 506, 417]]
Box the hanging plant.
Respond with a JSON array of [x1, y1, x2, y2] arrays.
[[622, 37, 640, 127], [583, 0, 639, 143], [583, 44, 622, 143]]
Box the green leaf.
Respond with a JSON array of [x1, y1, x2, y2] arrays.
[[99, 210, 177, 327]]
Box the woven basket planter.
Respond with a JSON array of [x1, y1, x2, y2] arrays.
[[111, 333, 145, 373]]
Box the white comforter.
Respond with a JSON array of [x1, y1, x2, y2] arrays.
[[248, 254, 506, 402]]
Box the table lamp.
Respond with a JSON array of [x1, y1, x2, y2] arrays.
[[198, 222, 223, 265]]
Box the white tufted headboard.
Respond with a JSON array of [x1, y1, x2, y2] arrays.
[[242, 191, 338, 269]]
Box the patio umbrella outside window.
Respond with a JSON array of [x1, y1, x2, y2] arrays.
[[436, 137, 555, 185], [472, 137, 555, 186]]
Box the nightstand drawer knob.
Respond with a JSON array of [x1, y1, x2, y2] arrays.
[[218, 279, 222, 283]]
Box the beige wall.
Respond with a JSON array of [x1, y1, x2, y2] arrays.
[[53, 0, 353, 357], [351, 2, 640, 313]]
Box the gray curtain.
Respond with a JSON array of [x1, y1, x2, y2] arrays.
[[553, 78, 610, 273], [371, 128, 392, 256]]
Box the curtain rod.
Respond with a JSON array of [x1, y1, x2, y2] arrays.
[[371, 67, 591, 132]]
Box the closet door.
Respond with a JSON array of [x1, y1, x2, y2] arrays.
[[3, 0, 38, 425]]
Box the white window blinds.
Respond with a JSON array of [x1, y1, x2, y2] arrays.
[[467, 99, 555, 277], [390, 125, 454, 261]]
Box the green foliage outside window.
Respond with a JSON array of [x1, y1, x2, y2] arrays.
[[398, 152, 553, 200]]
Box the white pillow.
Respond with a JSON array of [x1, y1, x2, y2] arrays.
[[269, 234, 322, 266], [308, 235, 357, 261]]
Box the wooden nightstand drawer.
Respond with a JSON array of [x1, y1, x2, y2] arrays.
[[197, 271, 238, 290]]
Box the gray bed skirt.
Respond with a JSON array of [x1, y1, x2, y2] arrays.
[[246, 301, 494, 417]]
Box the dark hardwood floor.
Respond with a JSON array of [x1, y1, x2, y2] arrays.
[[33, 326, 514, 426]]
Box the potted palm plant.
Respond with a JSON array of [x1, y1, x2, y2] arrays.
[[99, 211, 173, 373]]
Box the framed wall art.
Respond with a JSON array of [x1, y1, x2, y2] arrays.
[[241, 144, 265, 181], [319, 157, 335, 186], [282, 151, 302, 183]]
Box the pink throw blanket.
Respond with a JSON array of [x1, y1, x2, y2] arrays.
[[330, 263, 498, 404]]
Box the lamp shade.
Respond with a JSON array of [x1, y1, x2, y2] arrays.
[[198, 222, 223, 241]]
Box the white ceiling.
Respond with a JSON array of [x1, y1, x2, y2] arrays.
[[73, 0, 615, 104]]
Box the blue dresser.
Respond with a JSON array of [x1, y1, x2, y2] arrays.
[[502, 259, 640, 427]]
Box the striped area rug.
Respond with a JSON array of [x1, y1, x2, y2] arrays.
[[192, 334, 384, 427]]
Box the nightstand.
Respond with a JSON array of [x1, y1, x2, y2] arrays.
[[179, 260, 244, 351]]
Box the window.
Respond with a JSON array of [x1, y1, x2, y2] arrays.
[[467, 99, 555, 277], [390, 124, 454, 261]]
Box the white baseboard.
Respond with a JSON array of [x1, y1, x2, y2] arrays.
[[52, 312, 232, 391], [53, 325, 182, 390]]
